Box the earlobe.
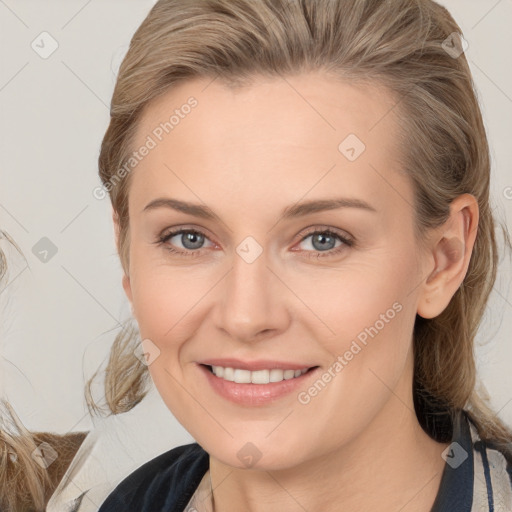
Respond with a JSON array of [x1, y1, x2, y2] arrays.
[[417, 194, 479, 319]]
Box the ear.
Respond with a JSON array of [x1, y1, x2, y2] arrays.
[[417, 193, 479, 319], [112, 206, 133, 304]]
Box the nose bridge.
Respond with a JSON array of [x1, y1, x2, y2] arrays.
[[216, 239, 287, 340]]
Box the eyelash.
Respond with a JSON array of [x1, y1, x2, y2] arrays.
[[155, 226, 354, 260]]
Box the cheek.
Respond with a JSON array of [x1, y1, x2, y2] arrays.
[[129, 268, 204, 414], [289, 270, 417, 450], [297, 252, 418, 404], [292, 251, 417, 353], [128, 253, 220, 377], [131, 270, 199, 347], [128, 240, 198, 332]]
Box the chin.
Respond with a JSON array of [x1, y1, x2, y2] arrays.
[[206, 437, 305, 471]]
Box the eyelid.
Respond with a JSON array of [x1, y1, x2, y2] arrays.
[[157, 224, 216, 243], [293, 224, 354, 245]]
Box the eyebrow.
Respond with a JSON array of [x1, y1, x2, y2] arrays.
[[142, 197, 377, 220]]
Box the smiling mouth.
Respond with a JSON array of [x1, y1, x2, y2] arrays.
[[201, 364, 319, 385]]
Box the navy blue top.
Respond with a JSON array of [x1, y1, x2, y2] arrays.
[[98, 410, 512, 511]]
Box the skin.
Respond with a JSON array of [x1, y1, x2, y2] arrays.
[[116, 72, 479, 512]]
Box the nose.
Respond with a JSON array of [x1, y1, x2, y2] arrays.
[[213, 247, 290, 343]]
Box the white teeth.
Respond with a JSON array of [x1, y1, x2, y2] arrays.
[[269, 369, 284, 382], [251, 369, 269, 384], [211, 366, 310, 384], [223, 367, 235, 381], [233, 369, 252, 384]]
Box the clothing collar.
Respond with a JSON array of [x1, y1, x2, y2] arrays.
[[431, 409, 474, 511]]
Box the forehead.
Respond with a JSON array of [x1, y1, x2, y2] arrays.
[[129, 72, 410, 218], [134, 71, 400, 152]]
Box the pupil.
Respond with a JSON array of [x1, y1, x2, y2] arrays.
[[183, 232, 203, 249], [313, 233, 334, 251]]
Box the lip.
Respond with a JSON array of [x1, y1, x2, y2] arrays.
[[197, 363, 320, 406], [198, 358, 316, 371]]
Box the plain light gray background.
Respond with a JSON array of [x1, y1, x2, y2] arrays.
[[0, 0, 511, 437]]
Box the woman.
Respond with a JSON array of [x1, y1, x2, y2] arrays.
[[90, 1, 512, 510], [28, 0, 512, 510]]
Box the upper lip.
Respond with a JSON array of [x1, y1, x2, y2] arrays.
[[198, 358, 317, 371]]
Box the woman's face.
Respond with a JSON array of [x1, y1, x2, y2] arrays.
[[121, 72, 431, 469]]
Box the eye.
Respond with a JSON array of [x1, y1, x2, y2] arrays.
[[156, 228, 215, 257], [293, 228, 354, 259]]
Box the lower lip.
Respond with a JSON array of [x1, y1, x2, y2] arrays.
[[197, 363, 319, 406]]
